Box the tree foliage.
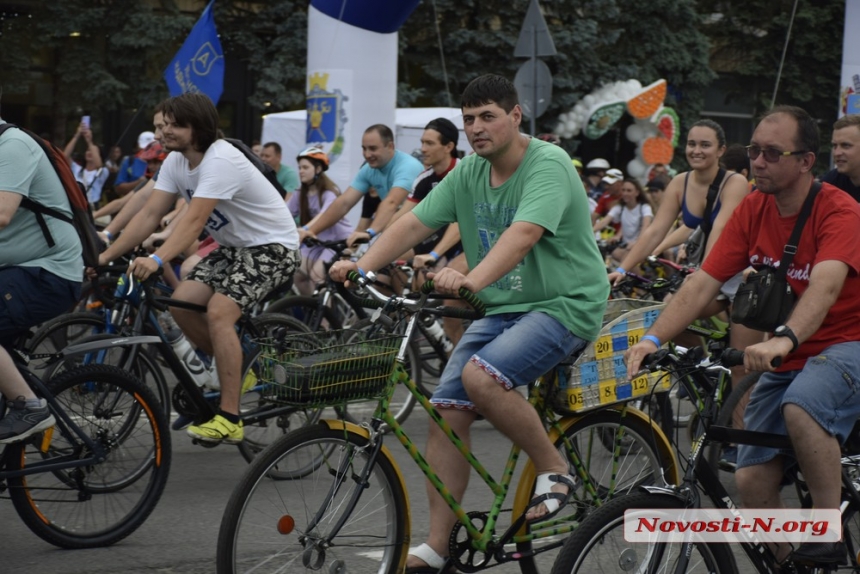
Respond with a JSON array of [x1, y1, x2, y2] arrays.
[[214, 1, 307, 111], [0, 0, 845, 165], [398, 0, 714, 146], [698, 0, 844, 164]]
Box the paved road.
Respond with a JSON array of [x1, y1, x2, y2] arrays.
[[1, 390, 792, 573]]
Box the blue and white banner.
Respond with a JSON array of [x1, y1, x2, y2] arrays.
[[164, 1, 225, 105], [305, 0, 420, 197]]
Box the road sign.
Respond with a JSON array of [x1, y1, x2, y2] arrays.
[[514, 58, 552, 120], [514, 0, 557, 57]]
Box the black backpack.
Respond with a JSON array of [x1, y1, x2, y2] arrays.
[[223, 138, 289, 198], [0, 123, 102, 269]]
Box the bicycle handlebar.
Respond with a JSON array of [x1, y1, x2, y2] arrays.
[[344, 270, 485, 320], [642, 346, 781, 374]]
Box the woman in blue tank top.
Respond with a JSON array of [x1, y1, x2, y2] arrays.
[[608, 120, 762, 377]]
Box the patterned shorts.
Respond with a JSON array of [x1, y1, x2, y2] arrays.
[[185, 243, 300, 312]]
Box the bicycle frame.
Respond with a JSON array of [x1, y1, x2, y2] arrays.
[[307, 303, 680, 565], [1, 335, 160, 479], [641, 349, 860, 574]]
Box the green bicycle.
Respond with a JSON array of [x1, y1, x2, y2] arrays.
[[216, 273, 680, 573]]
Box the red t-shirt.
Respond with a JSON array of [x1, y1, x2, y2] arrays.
[[702, 183, 860, 370]]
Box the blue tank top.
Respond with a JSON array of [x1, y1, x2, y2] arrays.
[[680, 172, 730, 228]]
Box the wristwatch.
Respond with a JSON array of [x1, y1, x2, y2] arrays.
[[773, 325, 798, 353]]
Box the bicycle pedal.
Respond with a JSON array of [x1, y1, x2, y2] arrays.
[[191, 438, 221, 449]]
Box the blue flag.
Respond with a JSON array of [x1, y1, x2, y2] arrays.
[[163, 1, 224, 104]]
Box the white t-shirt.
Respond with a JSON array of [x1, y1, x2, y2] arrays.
[[155, 140, 299, 249], [608, 202, 653, 243], [72, 164, 109, 204]]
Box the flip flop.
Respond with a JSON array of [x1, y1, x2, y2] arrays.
[[405, 543, 453, 573], [524, 473, 577, 523]]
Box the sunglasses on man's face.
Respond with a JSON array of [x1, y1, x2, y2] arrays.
[[746, 145, 807, 163]]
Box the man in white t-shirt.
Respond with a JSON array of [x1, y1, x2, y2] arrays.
[[100, 93, 300, 445]]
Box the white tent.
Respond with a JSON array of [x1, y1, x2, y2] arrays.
[[261, 107, 469, 194]]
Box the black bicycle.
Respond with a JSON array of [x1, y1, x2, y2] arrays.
[[551, 346, 860, 573], [26, 272, 315, 464], [1, 336, 171, 548]]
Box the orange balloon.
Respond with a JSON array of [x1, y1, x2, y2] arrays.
[[641, 137, 674, 165], [627, 80, 667, 120]]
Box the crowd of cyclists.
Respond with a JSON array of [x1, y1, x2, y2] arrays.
[[4, 72, 860, 571]]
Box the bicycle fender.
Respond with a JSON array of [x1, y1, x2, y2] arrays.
[[318, 419, 412, 550], [61, 335, 162, 357], [510, 405, 680, 536]]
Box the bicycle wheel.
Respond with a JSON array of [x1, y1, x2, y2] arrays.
[[7, 364, 171, 549], [26, 311, 171, 413], [236, 313, 322, 464], [550, 492, 736, 573], [337, 318, 422, 429], [264, 294, 343, 331], [217, 424, 409, 574], [705, 371, 760, 476], [842, 503, 860, 571], [516, 408, 677, 574]]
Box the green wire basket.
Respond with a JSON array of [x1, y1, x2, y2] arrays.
[[256, 329, 402, 407]]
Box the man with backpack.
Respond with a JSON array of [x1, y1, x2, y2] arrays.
[[0, 117, 83, 443], [99, 93, 300, 445]]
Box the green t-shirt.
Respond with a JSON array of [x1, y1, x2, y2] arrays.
[[0, 122, 83, 281], [276, 163, 300, 193], [413, 137, 608, 340]]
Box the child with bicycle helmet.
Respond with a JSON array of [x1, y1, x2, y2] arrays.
[[288, 147, 351, 294]]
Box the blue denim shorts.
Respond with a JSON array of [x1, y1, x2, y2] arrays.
[[737, 341, 860, 470], [431, 311, 587, 412]]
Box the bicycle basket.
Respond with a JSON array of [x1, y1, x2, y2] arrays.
[[553, 301, 670, 415], [256, 329, 401, 407]]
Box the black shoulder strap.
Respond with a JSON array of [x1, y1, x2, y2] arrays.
[[776, 181, 822, 280], [699, 168, 726, 237]]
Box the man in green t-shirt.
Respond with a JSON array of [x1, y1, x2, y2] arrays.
[[331, 74, 609, 572]]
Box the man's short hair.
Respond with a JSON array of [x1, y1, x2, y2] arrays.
[[461, 74, 519, 114], [263, 141, 282, 155], [364, 124, 394, 146], [721, 143, 750, 174], [760, 105, 820, 155], [834, 114, 860, 132], [156, 93, 219, 152]]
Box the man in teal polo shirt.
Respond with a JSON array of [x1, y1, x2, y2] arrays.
[[298, 124, 423, 245]]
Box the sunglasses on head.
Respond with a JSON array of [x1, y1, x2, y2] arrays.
[[746, 145, 807, 163]]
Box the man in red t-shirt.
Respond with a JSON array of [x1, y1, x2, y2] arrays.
[[627, 106, 860, 565]]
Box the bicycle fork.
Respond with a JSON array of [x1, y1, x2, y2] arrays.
[[299, 423, 388, 569]]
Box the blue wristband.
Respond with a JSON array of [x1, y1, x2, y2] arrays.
[[366, 228, 377, 238], [615, 266, 626, 275], [642, 334, 661, 348], [104, 230, 113, 241], [302, 225, 309, 231], [429, 250, 440, 260], [149, 254, 164, 268], [357, 267, 367, 279]]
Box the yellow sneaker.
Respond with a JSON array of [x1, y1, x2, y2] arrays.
[[242, 370, 258, 394], [187, 415, 243, 445]]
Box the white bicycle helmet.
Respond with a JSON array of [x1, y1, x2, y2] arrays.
[[586, 158, 610, 170]]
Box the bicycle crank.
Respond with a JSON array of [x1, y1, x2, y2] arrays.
[[448, 511, 493, 572]]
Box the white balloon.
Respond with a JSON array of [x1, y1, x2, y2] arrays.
[[626, 124, 645, 142], [627, 158, 647, 178], [583, 95, 596, 108]]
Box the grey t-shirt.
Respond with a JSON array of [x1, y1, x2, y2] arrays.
[[0, 122, 83, 281]]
